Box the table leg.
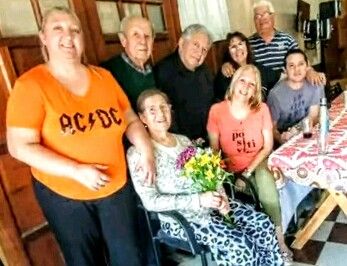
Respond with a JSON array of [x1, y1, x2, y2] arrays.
[[291, 194, 337, 249], [329, 190, 347, 215]]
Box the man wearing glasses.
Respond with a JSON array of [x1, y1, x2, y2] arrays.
[[223, 0, 326, 95]]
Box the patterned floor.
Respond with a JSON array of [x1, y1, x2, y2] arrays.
[[168, 207, 347, 266]]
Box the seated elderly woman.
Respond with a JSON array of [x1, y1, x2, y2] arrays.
[[207, 64, 292, 262], [127, 89, 284, 266]]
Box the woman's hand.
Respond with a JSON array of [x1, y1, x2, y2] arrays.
[[72, 164, 110, 191], [235, 177, 247, 191], [221, 62, 235, 78], [306, 68, 326, 86], [136, 153, 156, 186], [199, 191, 224, 209], [218, 197, 231, 215], [280, 127, 299, 143]]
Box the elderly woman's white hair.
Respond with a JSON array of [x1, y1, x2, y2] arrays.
[[253, 0, 275, 13]]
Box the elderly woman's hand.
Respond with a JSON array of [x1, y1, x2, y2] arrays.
[[218, 198, 231, 215], [199, 191, 224, 209], [72, 164, 110, 191], [136, 152, 156, 186]]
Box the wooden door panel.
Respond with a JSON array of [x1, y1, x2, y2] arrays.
[[0, 172, 30, 266], [10, 47, 43, 77], [152, 40, 175, 64], [25, 231, 64, 266], [0, 156, 45, 235]]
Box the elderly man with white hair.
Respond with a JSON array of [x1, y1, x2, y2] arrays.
[[102, 16, 156, 111], [154, 24, 215, 141], [222, 0, 326, 97]]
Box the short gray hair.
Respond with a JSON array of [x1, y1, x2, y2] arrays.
[[119, 15, 155, 36], [181, 24, 213, 46], [253, 0, 275, 13]]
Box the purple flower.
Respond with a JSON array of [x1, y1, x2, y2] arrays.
[[176, 146, 197, 170]]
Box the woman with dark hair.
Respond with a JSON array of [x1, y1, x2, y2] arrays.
[[214, 31, 281, 101]]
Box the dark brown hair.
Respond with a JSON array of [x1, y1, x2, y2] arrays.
[[136, 89, 170, 113], [224, 31, 253, 70]]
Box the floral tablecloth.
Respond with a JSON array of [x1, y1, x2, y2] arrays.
[[269, 94, 347, 192]]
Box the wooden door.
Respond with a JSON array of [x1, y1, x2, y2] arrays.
[[82, 0, 180, 64]]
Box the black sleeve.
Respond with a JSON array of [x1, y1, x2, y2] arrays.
[[214, 70, 231, 101], [256, 64, 281, 100]]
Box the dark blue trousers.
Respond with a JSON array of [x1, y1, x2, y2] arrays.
[[33, 179, 141, 266]]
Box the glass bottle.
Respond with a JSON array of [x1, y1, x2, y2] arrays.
[[318, 97, 329, 154]]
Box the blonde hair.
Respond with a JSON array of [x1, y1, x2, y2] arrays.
[[253, 0, 275, 13], [225, 64, 262, 110], [39, 6, 87, 64]]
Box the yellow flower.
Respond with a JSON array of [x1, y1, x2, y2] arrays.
[[211, 154, 221, 167], [206, 168, 215, 181], [199, 154, 210, 166]]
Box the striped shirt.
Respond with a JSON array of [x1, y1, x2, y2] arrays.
[[249, 31, 298, 71]]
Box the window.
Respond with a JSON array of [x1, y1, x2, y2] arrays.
[[96, 1, 121, 34]]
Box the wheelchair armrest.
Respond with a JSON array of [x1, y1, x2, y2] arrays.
[[156, 210, 203, 254], [233, 174, 262, 211]]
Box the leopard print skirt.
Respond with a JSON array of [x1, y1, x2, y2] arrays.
[[160, 200, 284, 266]]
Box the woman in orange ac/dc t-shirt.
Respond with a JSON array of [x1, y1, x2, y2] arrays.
[[6, 7, 154, 266], [207, 64, 293, 262]]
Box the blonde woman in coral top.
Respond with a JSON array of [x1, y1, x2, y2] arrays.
[[207, 64, 293, 262]]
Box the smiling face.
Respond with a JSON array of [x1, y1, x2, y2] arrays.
[[119, 17, 153, 69], [178, 32, 210, 71], [254, 5, 275, 35], [139, 94, 172, 134], [285, 52, 308, 84], [39, 10, 84, 63], [229, 37, 248, 66], [228, 65, 261, 105]]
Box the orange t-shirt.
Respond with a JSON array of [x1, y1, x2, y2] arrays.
[[7, 64, 131, 200], [207, 100, 273, 173]]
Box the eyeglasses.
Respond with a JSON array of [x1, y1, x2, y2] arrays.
[[229, 41, 245, 52], [144, 104, 171, 115], [254, 11, 273, 20]]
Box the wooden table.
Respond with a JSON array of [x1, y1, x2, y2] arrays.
[[268, 93, 347, 249]]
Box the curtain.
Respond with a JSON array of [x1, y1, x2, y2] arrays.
[[178, 0, 231, 41]]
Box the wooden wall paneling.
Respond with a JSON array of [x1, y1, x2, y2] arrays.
[[82, 0, 123, 63], [0, 47, 15, 146], [72, 0, 99, 64], [0, 70, 8, 144], [0, 47, 18, 87], [0, 166, 30, 266], [25, 231, 65, 266], [152, 39, 175, 64], [0, 154, 64, 266], [167, 0, 181, 44], [9, 47, 43, 77], [0, 156, 45, 237]]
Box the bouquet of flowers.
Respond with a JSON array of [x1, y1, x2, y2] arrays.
[[175, 144, 234, 225]]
